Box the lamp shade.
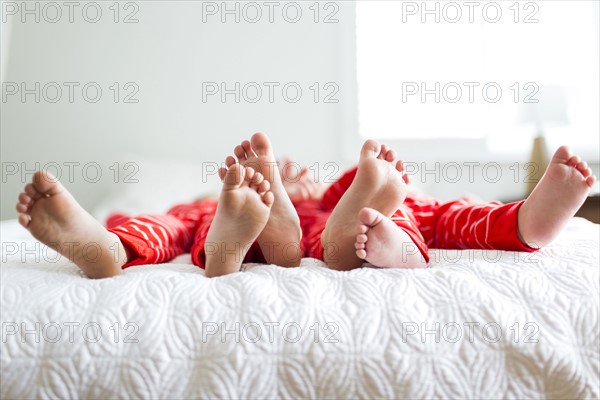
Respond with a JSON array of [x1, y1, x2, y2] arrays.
[[517, 85, 569, 129]]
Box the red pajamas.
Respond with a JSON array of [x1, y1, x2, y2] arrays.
[[298, 166, 537, 263], [106, 166, 536, 269], [106, 199, 266, 269]]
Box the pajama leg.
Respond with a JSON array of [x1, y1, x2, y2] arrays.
[[307, 166, 431, 263], [320, 166, 359, 211], [302, 204, 430, 263], [303, 166, 357, 261], [425, 199, 538, 251], [316, 165, 536, 258], [302, 208, 330, 261], [293, 199, 320, 258], [389, 205, 430, 263], [189, 204, 267, 269], [106, 200, 217, 268]]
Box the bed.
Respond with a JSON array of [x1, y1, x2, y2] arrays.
[[1, 213, 598, 399]]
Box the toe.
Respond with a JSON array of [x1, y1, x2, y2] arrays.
[[355, 241, 365, 250], [360, 139, 382, 160], [218, 167, 227, 181], [24, 183, 38, 198], [395, 160, 404, 172], [385, 149, 397, 162], [257, 180, 270, 194], [567, 155, 581, 168], [379, 144, 390, 160], [223, 164, 245, 188], [586, 175, 596, 187], [18, 193, 31, 205], [32, 171, 61, 195], [283, 162, 302, 181], [225, 156, 236, 168], [356, 233, 368, 243], [356, 249, 367, 259], [358, 207, 384, 227], [242, 140, 257, 158], [18, 213, 31, 228], [244, 166, 256, 183], [262, 191, 275, 207], [16, 203, 28, 213], [355, 224, 368, 234], [576, 161, 591, 178], [250, 132, 273, 156], [251, 171, 264, 185], [399, 163, 410, 184], [249, 172, 265, 191], [234, 145, 247, 161], [552, 145, 571, 163]]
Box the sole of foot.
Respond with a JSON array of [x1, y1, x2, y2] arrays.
[[221, 132, 302, 267], [354, 207, 427, 269], [321, 140, 409, 270], [518, 145, 596, 247], [16, 171, 126, 278], [206, 164, 274, 277]]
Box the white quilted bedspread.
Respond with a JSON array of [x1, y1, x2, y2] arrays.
[[1, 218, 599, 399]]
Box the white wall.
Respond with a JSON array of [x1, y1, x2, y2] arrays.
[[1, 1, 358, 220], [1, 2, 598, 221]]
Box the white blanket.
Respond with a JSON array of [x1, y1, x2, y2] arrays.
[[1, 218, 598, 399]]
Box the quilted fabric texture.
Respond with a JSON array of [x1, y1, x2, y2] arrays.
[[1, 218, 599, 399]]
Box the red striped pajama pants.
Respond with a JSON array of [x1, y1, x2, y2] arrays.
[[106, 200, 267, 269], [106, 166, 536, 269], [297, 166, 537, 263]]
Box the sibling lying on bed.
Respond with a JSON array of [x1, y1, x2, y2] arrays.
[[16, 133, 596, 278]]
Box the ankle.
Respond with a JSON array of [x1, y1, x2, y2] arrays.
[[204, 248, 243, 277], [205, 259, 238, 277], [107, 233, 130, 268]]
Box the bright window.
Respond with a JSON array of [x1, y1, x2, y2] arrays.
[[356, 1, 599, 151]]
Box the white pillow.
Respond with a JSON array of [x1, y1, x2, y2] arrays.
[[92, 155, 222, 223]]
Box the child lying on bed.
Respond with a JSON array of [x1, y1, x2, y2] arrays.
[[16, 133, 596, 278]]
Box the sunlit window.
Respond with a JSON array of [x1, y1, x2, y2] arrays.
[[356, 1, 599, 151]]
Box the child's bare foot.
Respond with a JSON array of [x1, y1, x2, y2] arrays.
[[279, 157, 327, 202], [205, 164, 274, 277], [354, 207, 428, 269], [518, 146, 596, 247], [15, 171, 127, 278], [321, 140, 409, 270], [223, 133, 302, 267]]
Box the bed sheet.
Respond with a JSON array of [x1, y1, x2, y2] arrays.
[[1, 218, 598, 399]]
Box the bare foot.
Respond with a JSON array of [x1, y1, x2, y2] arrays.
[[354, 207, 427, 269], [206, 164, 274, 277], [518, 146, 596, 247], [16, 171, 127, 278], [279, 157, 327, 202], [321, 140, 409, 270], [222, 133, 302, 267]]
